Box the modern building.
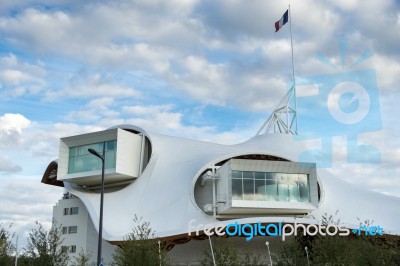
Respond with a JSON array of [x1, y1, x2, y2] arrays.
[[52, 192, 116, 265], [42, 121, 400, 265]]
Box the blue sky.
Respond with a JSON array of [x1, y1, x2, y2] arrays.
[[0, 0, 399, 245]]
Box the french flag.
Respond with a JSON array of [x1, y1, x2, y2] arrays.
[[275, 10, 289, 32]]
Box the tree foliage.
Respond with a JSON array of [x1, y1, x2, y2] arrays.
[[275, 213, 400, 265], [71, 248, 94, 266], [200, 237, 265, 266], [0, 223, 15, 266], [23, 220, 68, 266], [112, 215, 169, 266]]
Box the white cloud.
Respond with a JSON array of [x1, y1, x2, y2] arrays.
[[370, 55, 400, 91], [24, 122, 104, 158], [0, 176, 64, 247], [45, 73, 141, 101], [0, 54, 46, 97], [65, 97, 120, 123], [0, 156, 22, 173], [0, 113, 31, 148], [122, 104, 257, 144]]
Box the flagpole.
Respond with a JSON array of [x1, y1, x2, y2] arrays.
[[288, 4, 298, 134]]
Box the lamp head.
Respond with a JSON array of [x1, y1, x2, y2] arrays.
[[88, 148, 104, 160]]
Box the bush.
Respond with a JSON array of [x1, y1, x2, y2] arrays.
[[111, 215, 169, 266]]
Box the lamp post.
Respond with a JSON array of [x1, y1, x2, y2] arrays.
[[305, 246, 310, 266], [266, 241, 272, 266], [158, 240, 161, 266], [88, 146, 105, 266], [208, 236, 216, 266]]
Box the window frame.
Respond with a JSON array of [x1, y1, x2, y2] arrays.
[[69, 207, 79, 215], [61, 246, 68, 253], [231, 170, 311, 203], [70, 245, 76, 253], [68, 226, 78, 234]]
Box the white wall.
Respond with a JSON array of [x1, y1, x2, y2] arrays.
[[116, 128, 142, 178], [53, 194, 116, 265]]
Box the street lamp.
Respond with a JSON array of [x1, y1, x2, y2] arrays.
[[305, 246, 310, 266], [88, 147, 105, 266], [158, 240, 161, 266], [266, 241, 273, 266]]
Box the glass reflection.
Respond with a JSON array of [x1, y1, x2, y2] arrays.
[[231, 170, 310, 203], [68, 140, 117, 174]]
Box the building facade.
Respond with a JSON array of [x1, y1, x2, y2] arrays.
[[53, 192, 116, 265], [42, 124, 400, 265]]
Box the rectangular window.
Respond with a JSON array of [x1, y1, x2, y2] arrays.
[[70, 245, 76, 253], [70, 207, 79, 215], [278, 182, 289, 202], [61, 246, 68, 253], [68, 140, 117, 174], [68, 226, 77, 234], [231, 170, 242, 179], [232, 179, 243, 200], [265, 179, 277, 201], [289, 181, 300, 202], [243, 179, 254, 200], [231, 171, 310, 203], [298, 174, 310, 202], [63, 208, 69, 215], [62, 227, 68, 234], [255, 179, 266, 201]]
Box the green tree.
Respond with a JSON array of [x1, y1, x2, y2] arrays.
[[71, 248, 94, 266], [24, 220, 68, 266], [200, 237, 265, 266], [274, 213, 400, 265], [274, 236, 309, 266], [111, 215, 169, 266], [0, 223, 15, 266]]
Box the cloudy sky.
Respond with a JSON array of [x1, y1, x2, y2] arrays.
[[0, 0, 399, 246]]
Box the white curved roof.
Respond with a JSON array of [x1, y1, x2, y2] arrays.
[[61, 125, 400, 240]]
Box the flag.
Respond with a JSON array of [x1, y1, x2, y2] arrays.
[[275, 10, 289, 32]]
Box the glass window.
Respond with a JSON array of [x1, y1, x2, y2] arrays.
[[62, 227, 68, 234], [61, 246, 68, 253], [68, 140, 117, 174], [278, 182, 289, 202], [232, 179, 243, 200], [265, 179, 277, 201], [230, 170, 310, 203], [63, 208, 69, 215], [265, 173, 275, 180], [68, 226, 77, 234], [243, 179, 254, 200], [255, 179, 266, 200], [299, 180, 310, 202], [232, 171, 242, 179], [298, 174, 308, 182], [289, 181, 300, 202], [70, 207, 79, 215], [70, 245, 76, 253], [106, 140, 115, 151], [254, 172, 265, 180], [276, 173, 288, 182], [105, 150, 116, 169], [242, 171, 253, 179]]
